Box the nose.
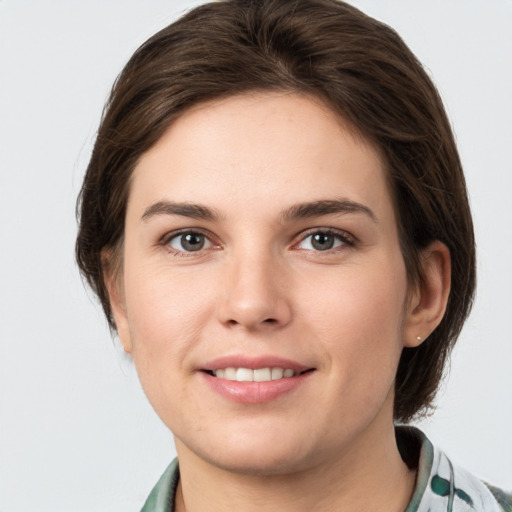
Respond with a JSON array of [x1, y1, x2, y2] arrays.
[[217, 250, 292, 331]]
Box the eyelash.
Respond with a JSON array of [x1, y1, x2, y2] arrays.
[[160, 227, 356, 256]]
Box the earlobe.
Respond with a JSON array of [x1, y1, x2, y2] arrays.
[[403, 241, 451, 348], [102, 249, 133, 354]]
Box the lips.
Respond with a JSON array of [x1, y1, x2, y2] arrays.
[[199, 355, 315, 403], [202, 355, 312, 373]]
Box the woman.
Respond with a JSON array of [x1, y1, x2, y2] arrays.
[[76, 0, 511, 510]]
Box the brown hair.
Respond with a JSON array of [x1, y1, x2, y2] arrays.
[[76, 0, 476, 422]]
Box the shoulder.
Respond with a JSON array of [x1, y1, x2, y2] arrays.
[[397, 426, 511, 512]]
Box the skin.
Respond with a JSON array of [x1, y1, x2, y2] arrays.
[[106, 92, 451, 511]]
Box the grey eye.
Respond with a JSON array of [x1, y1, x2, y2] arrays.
[[169, 232, 211, 252], [311, 233, 335, 250], [298, 232, 347, 251]]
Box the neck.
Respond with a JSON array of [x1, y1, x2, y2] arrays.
[[174, 415, 416, 512]]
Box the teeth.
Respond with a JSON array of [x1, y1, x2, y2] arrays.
[[271, 368, 284, 380], [212, 367, 297, 382], [254, 368, 271, 382], [224, 367, 236, 380], [236, 368, 253, 382]]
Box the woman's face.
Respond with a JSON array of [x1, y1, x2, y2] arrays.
[[111, 92, 418, 475]]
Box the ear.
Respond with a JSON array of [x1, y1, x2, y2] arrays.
[[102, 249, 133, 354], [403, 241, 451, 348]]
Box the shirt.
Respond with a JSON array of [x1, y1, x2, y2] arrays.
[[140, 427, 512, 512]]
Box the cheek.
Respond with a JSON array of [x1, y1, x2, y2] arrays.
[[121, 265, 217, 425], [122, 263, 216, 370], [301, 258, 407, 379]]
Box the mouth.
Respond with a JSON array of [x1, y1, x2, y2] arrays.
[[200, 356, 316, 402], [203, 367, 314, 382]]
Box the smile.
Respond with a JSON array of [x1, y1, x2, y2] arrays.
[[210, 367, 300, 382], [200, 356, 315, 402]]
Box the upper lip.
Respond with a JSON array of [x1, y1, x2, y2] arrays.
[[201, 355, 313, 372]]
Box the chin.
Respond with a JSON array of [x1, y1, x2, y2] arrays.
[[177, 426, 320, 477], [203, 448, 314, 477]]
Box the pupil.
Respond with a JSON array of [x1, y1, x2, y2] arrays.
[[312, 233, 334, 250], [182, 233, 204, 251]]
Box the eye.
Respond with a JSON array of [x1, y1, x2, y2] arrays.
[[297, 230, 353, 251], [167, 231, 213, 252]]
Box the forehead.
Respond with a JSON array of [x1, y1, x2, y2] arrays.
[[129, 92, 392, 222]]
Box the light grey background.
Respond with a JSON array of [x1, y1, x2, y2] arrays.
[[0, 1, 511, 511]]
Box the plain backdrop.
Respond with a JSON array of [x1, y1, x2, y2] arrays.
[[0, 1, 511, 511]]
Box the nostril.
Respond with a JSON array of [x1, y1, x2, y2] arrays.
[[225, 317, 277, 327]]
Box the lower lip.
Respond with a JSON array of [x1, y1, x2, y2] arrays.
[[201, 371, 313, 404]]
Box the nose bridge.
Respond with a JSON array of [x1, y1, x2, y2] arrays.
[[217, 240, 291, 329]]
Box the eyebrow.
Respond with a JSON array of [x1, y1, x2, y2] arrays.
[[141, 198, 377, 223], [141, 201, 220, 222], [282, 199, 377, 223]]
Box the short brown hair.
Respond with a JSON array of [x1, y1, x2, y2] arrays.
[[76, 0, 476, 422]]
